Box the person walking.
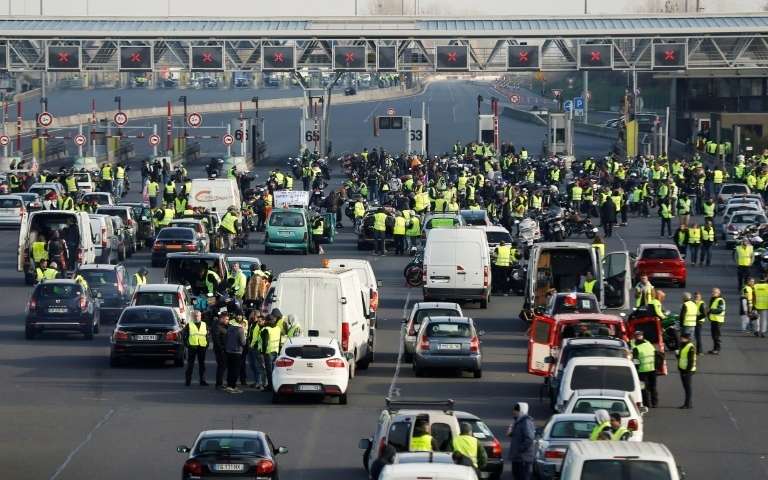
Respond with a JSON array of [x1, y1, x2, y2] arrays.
[[600, 194, 617, 238], [734, 239, 754, 289], [741, 278, 756, 334], [211, 312, 229, 390], [183, 310, 209, 387], [707, 287, 726, 355], [225, 312, 246, 393], [492, 240, 512, 295], [631, 330, 658, 408], [679, 292, 698, 337], [676, 333, 697, 409], [247, 313, 268, 390], [693, 292, 706, 353], [392, 212, 406, 255], [262, 316, 283, 391], [699, 218, 715, 266], [673, 223, 689, 260], [506, 402, 535, 480], [687, 222, 701, 266]]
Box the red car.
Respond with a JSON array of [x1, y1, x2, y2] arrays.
[[633, 243, 686, 288]]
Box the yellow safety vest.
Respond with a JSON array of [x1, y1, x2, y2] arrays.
[[65, 176, 77, 193], [677, 198, 691, 214], [661, 203, 672, 219], [188, 321, 208, 347], [220, 212, 237, 234], [678, 342, 697, 371], [754, 283, 768, 310], [571, 185, 582, 201], [611, 427, 630, 441], [31, 241, 49, 262], [249, 324, 262, 349], [116, 166, 125, 179], [160, 208, 175, 226], [266, 325, 282, 353], [583, 279, 596, 294], [743, 285, 754, 309], [312, 219, 324, 235], [592, 243, 605, 259], [134, 273, 146, 285], [713, 170, 724, 184], [205, 271, 221, 294], [410, 434, 433, 452], [701, 226, 714, 242], [589, 422, 611, 441], [406, 217, 421, 237], [42, 268, 58, 280], [229, 271, 247, 298], [682, 300, 698, 327], [687, 227, 701, 245], [393, 216, 406, 235], [451, 435, 479, 467], [702, 202, 715, 218], [101, 165, 112, 180], [632, 340, 656, 373], [373, 212, 387, 232], [709, 297, 725, 323], [494, 245, 511, 267], [147, 182, 159, 197], [354, 201, 366, 218], [736, 245, 753, 266]]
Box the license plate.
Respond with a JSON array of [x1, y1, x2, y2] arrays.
[[439, 343, 461, 350], [166, 245, 182, 250], [279, 231, 291, 237], [134, 335, 157, 341], [297, 384, 322, 391], [214, 464, 245, 472], [47, 307, 67, 313], [653, 272, 671, 277]]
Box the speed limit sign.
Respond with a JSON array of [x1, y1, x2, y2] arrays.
[[38, 111, 54, 127], [187, 112, 202, 127], [148, 134, 161, 146], [0, 135, 9, 146], [222, 134, 234, 145], [74, 134, 87, 146], [114, 111, 128, 126]]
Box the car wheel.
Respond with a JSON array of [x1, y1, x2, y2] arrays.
[[473, 369, 483, 379], [480, 294, 489, 309], [25, 326, 35, 340], [271, 393, 281, 404], [339, 393, 348, 405], [109, 355, 120, 368]]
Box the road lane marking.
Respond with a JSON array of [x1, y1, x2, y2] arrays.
[[388, 292, 412, 399], [49, 408, 115, 480], [364, 101, 384, 123]]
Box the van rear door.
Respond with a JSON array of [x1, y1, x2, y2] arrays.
[[528, 314, 556, 376], [425, 242, 456, 289], [602, 251, 632, 310], [17, 213, 29, 271], [457, 241, 484, 288]]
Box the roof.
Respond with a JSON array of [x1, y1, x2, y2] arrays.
[[37, 279, 77, 285], [285, 336, 339, 347], [413, 302, 462, 309], [548, 413, 599, 422], [77, 263, 121, 271], [167, 252, 225, 259], [280, 267, 354, 277], [571, 388, 631, 399], [198, 429, 265, 438], [135, 283, 185, 292], [553, 313, 623, 323], [565, 441, 674, 461], [226, 256, 262, 263], [638, 243, 678, 249], [380, 463, 475, 477], [421, 316, 472, 324]]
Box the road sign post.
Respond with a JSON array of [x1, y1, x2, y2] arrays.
[[114, 111, 128, 127], [187, 112, 202, 128]]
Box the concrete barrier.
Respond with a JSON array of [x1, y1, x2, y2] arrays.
[[501, 106, 547, 126], [573, 122, 619, 140]]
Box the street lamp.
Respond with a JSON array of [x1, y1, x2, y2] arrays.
[[251, 96, 260, 140], [114, 95, 122, 135], [178, 95, 188, 137]]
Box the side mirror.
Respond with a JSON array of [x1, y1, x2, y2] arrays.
[[358, 438, 372, 450], [640, 406, 650, 415], [176, 445, 190, 454], [275, 446, 288, 455]]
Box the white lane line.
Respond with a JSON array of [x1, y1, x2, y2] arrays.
[[388, 291, 412, 399], [615, 230, 628, 251], [364, 101, 383, 123], [49, 408, 115, 480]]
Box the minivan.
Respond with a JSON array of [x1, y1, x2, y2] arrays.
[[554, 357, 642, 413], [558, 441, 682, 480], [423, 228, 491, 308], [89, 214, 120, 264]]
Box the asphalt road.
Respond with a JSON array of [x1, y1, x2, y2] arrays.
[[1, 81, 765, 480]]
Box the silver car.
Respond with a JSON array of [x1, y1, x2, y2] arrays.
[[402, 302, 463, 362], [724, 210, 768, 247], [534, 413, 597, 479], [412, 316, 482, 378]]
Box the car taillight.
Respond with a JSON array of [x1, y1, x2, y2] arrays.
[[628, 419, 638, 431], [185, 243, 197, 251], [483, 266, 489, 288], [152, 242, 165, 251], [178, 293, 185, 314], [165, 330, 179, 341], [469, 335, 479, 353], [28, 297, 37, 312], [418, 335, 430, 351], [370, 290, 379, 312], [275, 357, 294, 368], [113, 330, 129, 341], [341, 322, 350, 351], [326, 358, 346, 368], [101, 227, 107, 247], [490, 438, 502, 458], [80, 296, 88, 312], [377, 437, 387, 457], [183, 459, 203, 476], [256, 459, 275, 475], [544, 449, 566, 459]]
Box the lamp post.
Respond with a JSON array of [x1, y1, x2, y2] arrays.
[[178, 95, 188, 138], [114, 95, 122, 136]]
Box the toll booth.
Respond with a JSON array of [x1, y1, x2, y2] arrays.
[[545, 112, 573, 157], [478, 115, 494, 145]]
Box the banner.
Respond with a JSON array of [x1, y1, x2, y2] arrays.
[[273, 190, 310, 208]]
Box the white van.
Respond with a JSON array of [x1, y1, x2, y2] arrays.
[[380, 463, 478, 480], [188, 178, 241, 214], [269, 267, 374, 375], [423, 228, 491, 308], [18, 210, 96, 283], [554, 357, 643, 413], [559, 441, 681, 480], [325, 258, 380, 319], [88, 214, 119, 264]]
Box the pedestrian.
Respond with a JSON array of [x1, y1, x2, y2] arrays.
[[261, 315, 283, 392], [506, 402, 535, 480], [631, 330, 658, 408], [212, 312, 229, 390], [607, 412, 631, 440], [740, 278, 755, 334], [659, 199, 672, 237], [492, 240, 512, 295], [692, 291, 705, 353], [451, 421, 487, 469], [247, 313, 268, 390], [756, 278, 768, 338], [634, 275, 655, 308], [225, 312, 246, 393], [589, 409, 611, 440], [707, 287, 725, 354], [676, 332, 697, 409], [393, 212, 406, 255], [673, 223, 688, 259], [372, 207, 388, 255], [599, 194, 616, 238], [687, 222, 701, 265], [183, 310, 209, 387], [699, 218, 715, 266], [734, 239, 754, 289], [679, 292, 698, 337]]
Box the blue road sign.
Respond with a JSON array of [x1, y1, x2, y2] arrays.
[[563, 100, 573, 112], [573, 96, 585, 110]]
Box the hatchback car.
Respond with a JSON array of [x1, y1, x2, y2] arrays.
[[131, 284, 195, 326], [402, 302, 463, 363], [413, 316, 482, 378], [16, 192, 42, 212], [75, 264, 130, 323], [633, 243, 686, 287], [716, 183, 751, 206], [724, 210, 768, 247], [25, 279, 100, 340], [177, 429, 287, 480], [152, 227, 205, 267], [0, 194, 27, 226], [109, 306, 185, 367], [97, 205, 138, 253], [271, 336, 349, 404], [74, 171, 96, 192], [720, 198, 762, 219], [169, 218, 211, 252], [562, 389, 646, 441], [533, 413, 597, 479]]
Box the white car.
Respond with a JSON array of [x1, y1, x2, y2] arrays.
[[559, 441, 682, 480], [271, 336, 349, 405], [380, 463, 478, 480], [130, 284, 195, 326], [0, 194, 27, 226], [554, 357, 642, 413], [561, 389, 646, 441], [74, 171, 96, 192], [534, 413, 597, 479]]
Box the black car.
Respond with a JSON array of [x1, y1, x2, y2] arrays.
[[152, 227, 205, 268], [344, 86, 357, 96], [75, 264, 130, 323], [25, 280, 100, 340], [120, 202, 156, 248], [178, 430, 287, 480], [110, 306, 185, 367], [456, 412, 504, 480]]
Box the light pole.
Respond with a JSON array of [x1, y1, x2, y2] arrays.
[[178, 95, 188, 138], [114, 95, 122, 136]]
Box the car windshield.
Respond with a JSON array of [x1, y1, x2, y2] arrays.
[[38, 284, 81, 298], [119, 309, 175, 325], [284, 345, 336, 359], [486, 231, 512, 244], [157, 228, 195, 240], [570, 365, 635, 392], [134, 292, 180, 308], [461, 213, 488, 225], [98, 208, 127, 220], [425, 322, 471, 338], [571, 398, 631, 417], [580, 460, 672, 480], [0, 198, 22, 208], [561, 322, 620, 339], [462, 419, 495, 440], [721, 185, 748, 194], [732, 214, 766, 224], [127, 205, 149, 218], [194, 436, 267, 457], [79, 270, 118, 286], [397, 454, 453, 464], [640, 248, 679, 260], [269, 211, 305, 227], [549, 420, 596, 439], [414, 308, 461, 324], [427, 217, 458, 229]]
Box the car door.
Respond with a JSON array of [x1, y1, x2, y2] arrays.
[[528, 314, 556, 376], [626, 315, 667, 375], [17, 213, 29, 271], [602, 251, 631, 310]]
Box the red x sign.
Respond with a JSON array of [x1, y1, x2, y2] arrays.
[[664, 50, 676, 62], [518, 51, 529, 63], [129, 52, 142, 63], [590, 51, 601, 62], [447, 51, 458, 62], [57, 51, 70, 63], [273, 52, 285, 63], [201, 52, 214, 63], [344, 51, 355, 63]]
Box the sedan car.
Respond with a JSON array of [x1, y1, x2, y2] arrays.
[[152, 227, 205, 267], [25, 279, 100, 340], [109, 306, 185, 367], [402, 302, 463, 363], [724, 210, 768, 247], [633, 243, 686, 287], [169, 218, 211, 252], [413, 316, 482, 378], [562, 388, 646, 441], [177, 429, 287, 480], [75, 264, 130, 323], [533, 413, 597, 479], [0, 194, 27, 226], [272, 336, 349, 404]]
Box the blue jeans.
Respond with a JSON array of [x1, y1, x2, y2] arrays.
[[248, 349, 266, 386]]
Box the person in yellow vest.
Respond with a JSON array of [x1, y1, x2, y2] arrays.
[[163, 179, 176, 205], [676, 333, 696, 409], [634, 275, 655, 308], [262, 315, 283, 391], [228, 262, 247, 299], [492, 241, 512, 295], [659, 199, 673, 237], [58, 193, 75, 211], [754, 279, 768, 338], [174, 194, 188, 218], [580, 271, 598, 296], [146, 178, 160, 209], [451, 422, 487, 469], [693, 291, 706, 354], [405, 214, 421, 251], [311, 216, 324, 254], [589, 409, 612, 440], [34, 258, 49, 284], [204, 265, 222, 296], [373, 207, 388, 256], [219, 207, 239, 251], [687, 222, 701, 265], [184, 310, 209, 386], [73, 272, 89, 291], [410, 418, 438, 452], [707, 287, 725, 355], [132, 267, 149, 289], [42, 260, 59, 281], [115, 163, 126, 198], [31, 235, 49, 268], [679, 292, 698, 337], [64, 172, 77, 194], [734, 239, 754, 289], [677, 194, 691, 227], [393, 212, 406, 255], [741, 278, 756, 334], [648, 290, 667, 320], [570, 182, 583, 212], [699, 218, 715, 266], [246, 313, 267, 390], [353, 197, 366, 229], [607, 412, 631, 441], [591, 235, 605, 260], [100, 163, 113, 193], [631, 330, 658, 408]]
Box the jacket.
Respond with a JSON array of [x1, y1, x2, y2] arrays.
[[225, 323, 246, 354], [507, 402, 535, 462]]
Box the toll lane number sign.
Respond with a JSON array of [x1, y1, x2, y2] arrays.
[[410, 129, 423, 141], [305, 130, 320, 142]]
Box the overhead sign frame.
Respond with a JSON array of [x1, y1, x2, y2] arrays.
[[332, 45, 368, 71], [376, 45, 398, 72], [47, 44, 82, 71], [118, 45, 153, 71]]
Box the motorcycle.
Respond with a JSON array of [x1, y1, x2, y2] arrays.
[[564, 211, 597, 239], [509, 263, 528, 295], [540, 208, 565, 242], [403, 248, 424, 288]]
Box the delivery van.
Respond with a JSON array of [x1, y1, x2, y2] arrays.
[[19, 210, 96, 284], [188, 178, 241, 214], [267, 267, 374, 375], [422, 228, 491, 308]]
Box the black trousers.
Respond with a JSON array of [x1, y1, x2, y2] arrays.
[[694, 323, 703, 353], [639, 371, 658, 407], [214, 346, 227, 387], [511, 461, 533, 480], [185, 346, 207, 384], [239, 345, 249, 385], [394, 234, 405, 255], [737, 266, 751, 289], [226, 353, 242, 388], [711, 321, 722, 352], [602, 221, 613, 237], [680, 372, 694, 407], [660, 218, 671, 236]]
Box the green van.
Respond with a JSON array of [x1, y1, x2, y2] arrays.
[[265, 208, 336, 254]]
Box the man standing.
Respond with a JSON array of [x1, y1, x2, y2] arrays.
[[211, 312, 230, 390], [707, 287, 726, 355], [261, 315, 283, 392], [659, 199, 672, 237], [677, 333, 697, 409], [372, 207, 388, 255], [183, 311, 209, 387], [755, 278, 768, 338], [492, 240, 512, 295], [228, 262, 247, 300], [734, 239, 754, 289], [634, 275, 655, 308], [392, 212, 406, 256], [741, 278, 756, 334], [451, 422, 487, 470], [506, 402, 535, 480], [132, 267, 149, 289], [225, 312, 246, 393], [699, 218, 715, 266], [631, 330, 658, 408], [679, 292, 698, 337], [687, 222, 701, 266]]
